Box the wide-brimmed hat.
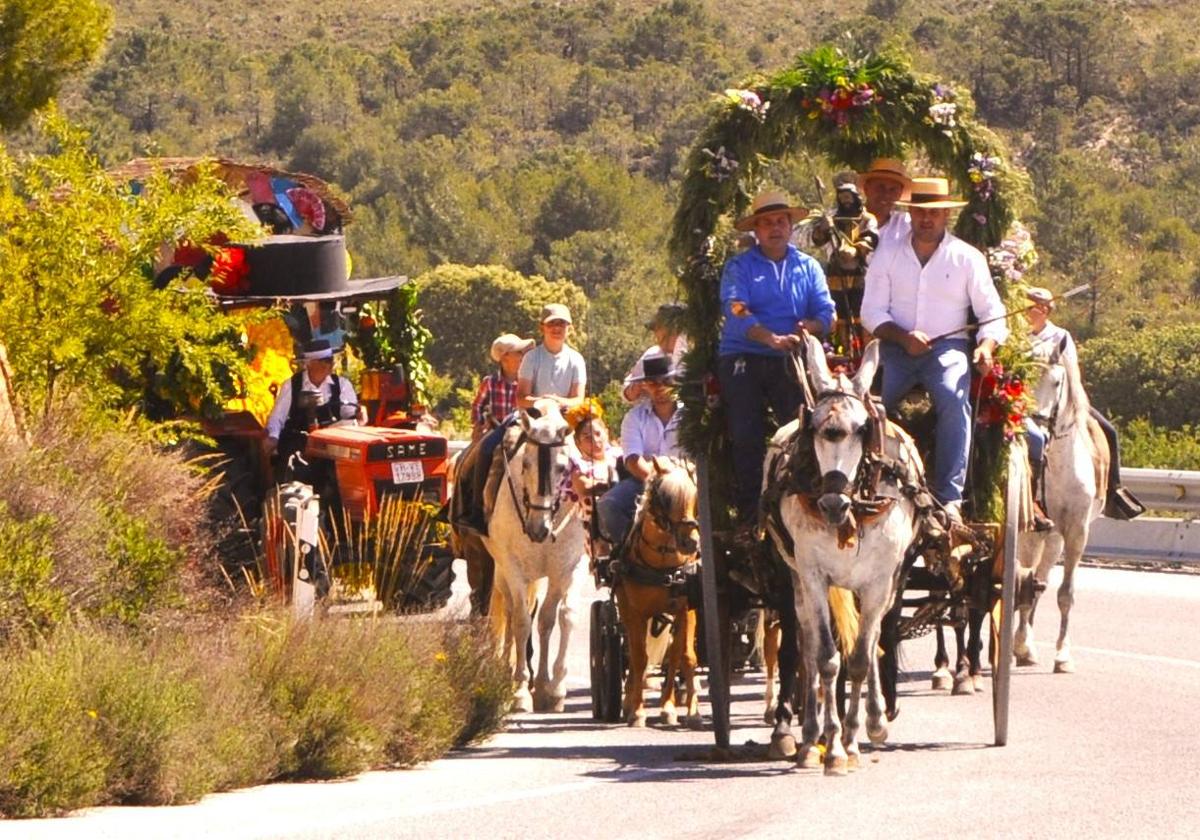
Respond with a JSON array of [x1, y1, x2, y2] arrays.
[[540, 303, 573, 324], [490, 333, 535, 362], [644, 302, 687, 330], [628, 352, 680, 383], [301, 339, 334, 361], [1025, 286, 1055, 307], [734, 190, 808, 232], [896, 177, 967, 209], [857, 158, 912, 193]]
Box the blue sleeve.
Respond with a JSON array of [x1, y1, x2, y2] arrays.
[[719, 254, 760, 340], [805, 258, 836, 332]]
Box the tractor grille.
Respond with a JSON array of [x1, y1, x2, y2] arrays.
[[374, 477, 444, 506]]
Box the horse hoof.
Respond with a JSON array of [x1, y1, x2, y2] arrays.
[[972, 674, 984, 693], [1054, 659, 1075, 674], [824, 754, 849, 776], [532, 692, 563, 713], [764, 709, 777, 726], [867, 723, 888, 745], [931, 671, 953, 692], [885, 707, 900, 723], [768, 733, 797, 760], [845, 753, 861, 772], [798, 745, 824, 769], [627, 713, 647, 728], [952, 676, 974, 696], [660, 710, 679, 727], [685, 714, 704, 731], [1015, 653, 1038, 667]]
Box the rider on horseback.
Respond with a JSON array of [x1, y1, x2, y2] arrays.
[[1023, 286, 1144, 520], [457, 304, 587, 536]]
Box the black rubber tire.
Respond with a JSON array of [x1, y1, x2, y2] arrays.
[[397, 546, 456, 612], [593, 599, 625, 723], [589, 600, 606, 720]]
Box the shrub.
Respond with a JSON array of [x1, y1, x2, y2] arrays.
[[0, 411, 219, 637], [0, 615, 511, 817], [1081, 325, 1200, 428], [0, 637, 109, 818], [1119, 418, 1200, 470]]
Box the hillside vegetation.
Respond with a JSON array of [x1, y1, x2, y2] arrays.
[[31, 0, 1200, 436]]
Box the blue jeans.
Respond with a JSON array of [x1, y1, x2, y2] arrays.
[[880, 338, 971, 504], [718, 354, 804, 523], [597, 477, 645, 547], [1025, 417, 1046, 466]]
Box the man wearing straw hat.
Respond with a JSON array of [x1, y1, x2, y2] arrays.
[[720, 189, 836, 524], [861, 176, 1008, 521], [858, 157, 913, 253]]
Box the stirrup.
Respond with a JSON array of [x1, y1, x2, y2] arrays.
[[1104, 486, 1145, 520]]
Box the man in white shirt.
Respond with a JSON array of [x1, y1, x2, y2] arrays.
[[861, 177, 1008, 515], [597, 352, 683, 548], [265, 338, 359, 472]]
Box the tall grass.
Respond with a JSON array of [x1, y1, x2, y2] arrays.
[[0, 615, 510, 818]]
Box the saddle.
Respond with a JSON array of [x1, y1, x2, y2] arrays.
[[449, 438, 507, 528]]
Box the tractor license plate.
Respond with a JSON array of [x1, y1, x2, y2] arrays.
[[390, 460, 425, 485]]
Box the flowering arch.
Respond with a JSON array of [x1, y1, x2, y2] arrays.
[[670, 46, 1037, 515]]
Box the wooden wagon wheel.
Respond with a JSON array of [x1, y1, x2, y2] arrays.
[[990, 444, 1022, 746]]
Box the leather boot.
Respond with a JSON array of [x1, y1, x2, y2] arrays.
[[1030, 461, 1054, 532]]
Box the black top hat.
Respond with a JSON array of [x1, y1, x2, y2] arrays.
[[630, 352, 679, 383], [301, 339, 334, 361]]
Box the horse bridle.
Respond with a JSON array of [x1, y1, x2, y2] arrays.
[[500, 431, 572, 536], [636, 472, 700, 557], [1033, 338, 1071, 442]]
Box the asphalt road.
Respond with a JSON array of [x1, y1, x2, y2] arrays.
[[9, 562, 1200, 840]]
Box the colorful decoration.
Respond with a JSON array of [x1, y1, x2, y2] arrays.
[[670, 45, 1036, 524], [225, 316, 295, 425], [565, 397, 605, 431]]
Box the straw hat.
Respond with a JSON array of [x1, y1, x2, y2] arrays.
[[734, 190, 808, 232], [895, 177, 967, 209], [857, 158, 912, 193], [490, 333, 535, 363]]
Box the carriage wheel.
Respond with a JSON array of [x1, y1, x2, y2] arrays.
[[990, 446, 1022, 746], [589, 598, 625, 722], [589, 599, 606, 720], [696, 455, 732, 748]]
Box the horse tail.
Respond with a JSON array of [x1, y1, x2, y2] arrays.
[[827, 586, 859, 656]]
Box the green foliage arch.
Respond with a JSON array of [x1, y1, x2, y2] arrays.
[[670, 46, 1034, 517]]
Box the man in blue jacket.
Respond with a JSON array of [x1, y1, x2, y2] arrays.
[[719, 190, 836, 524]]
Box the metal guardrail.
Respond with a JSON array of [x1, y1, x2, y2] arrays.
[[1084, 468, 1200, 564]]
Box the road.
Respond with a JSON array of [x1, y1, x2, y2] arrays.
[[9, 562, 1200, 839]]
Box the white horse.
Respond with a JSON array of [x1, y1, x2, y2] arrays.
[[1014, 343, 1108, 673], [483, 399, 586, 713], [770, 335, 922, 774]]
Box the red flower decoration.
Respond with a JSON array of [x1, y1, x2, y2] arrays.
[[210, 246, 250, 296]]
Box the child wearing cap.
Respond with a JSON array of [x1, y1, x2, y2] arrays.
[[516, 304, 587, 411], [470, 333, 534, 442]]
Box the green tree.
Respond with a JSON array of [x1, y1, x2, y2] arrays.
[[0, 115, 259, 418], [0, 0, 111, 130], [415, 264, 587, 391], [1081, 325, 1200, 429]]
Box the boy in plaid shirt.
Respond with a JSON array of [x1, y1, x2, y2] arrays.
[[470, 333, 534, 442]]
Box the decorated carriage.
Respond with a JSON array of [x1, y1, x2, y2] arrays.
[[588, 46, 1045, 754]]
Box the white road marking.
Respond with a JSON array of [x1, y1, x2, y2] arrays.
[[399, 768, 670, 816], [1072, 645, 1200, 669]]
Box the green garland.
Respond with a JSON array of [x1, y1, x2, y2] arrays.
[[671, 45, 1036, 524]]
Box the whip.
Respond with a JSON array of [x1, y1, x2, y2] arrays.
[[925, 283, 1090, 343]]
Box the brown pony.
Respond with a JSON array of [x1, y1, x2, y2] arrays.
[[614, 457, 702, 728]]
